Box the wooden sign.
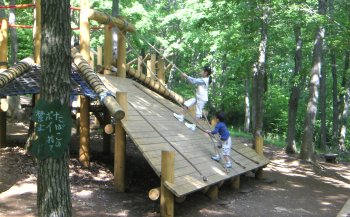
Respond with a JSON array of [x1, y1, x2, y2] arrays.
[[28, 99, 72, 160]]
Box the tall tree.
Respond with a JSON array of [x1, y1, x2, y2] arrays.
[[286, 23, 303, 154], [337, 51, 350, 151], [37, 0, 72, 216], [328, 0, 339, 146], [252, 0, 268, 147], [300, 0, 326, 161]]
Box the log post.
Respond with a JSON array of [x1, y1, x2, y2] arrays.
[[33, 0, 41, 111], [206, 185, 218, 200], [33, 0, 41, 64], [79, 95, 90, 167], [97, 47, 102, 67], [0, 98, 8, 112], [0, 18, 8, 148], [114, 92, 127, 192], [137, 56, 143, 74], [158, 57, 165, 84], [117, 30, 126, 78], [103, 25, 112, 75], [160, 150, 174, 217], [230, 176, 240, 190], [79, 0, 91, 167], [255, 135, 264, 179]]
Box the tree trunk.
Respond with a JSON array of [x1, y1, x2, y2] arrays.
[[112, 0, 119, 60], [319, 48, 327, 151], [300, 0, 326, 161], [37, 0, 72, 216], [329, 0, 339, 147], [252, 0, 268, 147], [244, 78, 250, 132], [337, 51, 350, 151], [331, 50, 339, 146], [286, 24, 303, 154]]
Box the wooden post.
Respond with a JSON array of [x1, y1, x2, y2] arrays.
[[97, 47, 102, 66], [137, 56, 143, 74], [79, 96, 90, 167], [160, 150, 174, 217], [206, 185, 219, 200], [158, 57, 165, 84], [117, 30, 126, 78], [104, 25, 112, 75], [33, 0, 41, 64], [0, 18, 8, 148], [33, 0, 41, 108], [255, 135, 264, 179], [79, 0, 90, 167], [114, 92, 127, 192], [230, 176, 240, 190]]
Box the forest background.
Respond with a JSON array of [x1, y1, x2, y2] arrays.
[[3, 0, 350, 159]]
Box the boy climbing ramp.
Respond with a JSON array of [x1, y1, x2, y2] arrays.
[[173, 66, 212, 131], [206, 112, 232, 168]]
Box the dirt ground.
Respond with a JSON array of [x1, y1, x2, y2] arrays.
[[0, 120, 349, 217]]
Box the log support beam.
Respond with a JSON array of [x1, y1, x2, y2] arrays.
[[160, 150, 174, 217], [114, 92, 127, 192], [255, 135, 264, 179]]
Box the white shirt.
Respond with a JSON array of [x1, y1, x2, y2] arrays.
[[186, 76, 209, 101]]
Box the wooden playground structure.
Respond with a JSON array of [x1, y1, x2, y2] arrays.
[[0, 1, 272, 216]]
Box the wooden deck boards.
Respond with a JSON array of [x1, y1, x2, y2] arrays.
[[100, 75, 270, 197]]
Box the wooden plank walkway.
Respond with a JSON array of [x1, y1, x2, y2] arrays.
[[337, 197, 350, 217], [100, 75, 269, 197]]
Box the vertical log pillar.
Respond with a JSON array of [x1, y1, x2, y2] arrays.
[[137, 56, 143, 74], [160, 150, 174, 217], [206, 185, 219, 200], [117, 30, 126, 78], [33, 0, 41, 64], [158, 58, 165, 84], [103, 26, 112, 151], [230, 176, 240, 190], [255, 135, 264, 179], [33, 0, 41, 107], [114, 92, 127, 192], [79, 96, 90, 167], [97, 47, 102, 67], [0, 18, 8, 148], [104, 25, 112, 75], [79, 0, 90, 167]]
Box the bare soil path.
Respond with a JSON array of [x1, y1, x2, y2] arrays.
[[0, 121, 349, 217]]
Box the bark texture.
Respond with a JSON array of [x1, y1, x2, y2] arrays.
[[300, 0, 326, 161], [37, 0, 72, 216], [286, 24, 303, 154]]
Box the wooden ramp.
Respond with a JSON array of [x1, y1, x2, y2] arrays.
[[337, 197, 350, 217], [100, 75, 269, 197]]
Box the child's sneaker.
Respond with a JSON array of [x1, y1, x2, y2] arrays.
[[211, 154, 220, 162], [224, 162, 232, 168], [173, 113, 184, 122], [185, 122, 196, 131]]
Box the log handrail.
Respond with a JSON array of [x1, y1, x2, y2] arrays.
[[0, 56, 35, 88], [71, 47, 125, 120], [88, 9, 135, 32]]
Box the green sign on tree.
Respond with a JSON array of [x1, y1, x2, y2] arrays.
[[28, 99, 72, 160]]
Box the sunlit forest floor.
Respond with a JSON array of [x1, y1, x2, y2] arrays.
[[0, 120, 349, 217]]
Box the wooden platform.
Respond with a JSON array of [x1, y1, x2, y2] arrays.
[[337, 197, 350, 217], [100, 75, 269, 197]]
